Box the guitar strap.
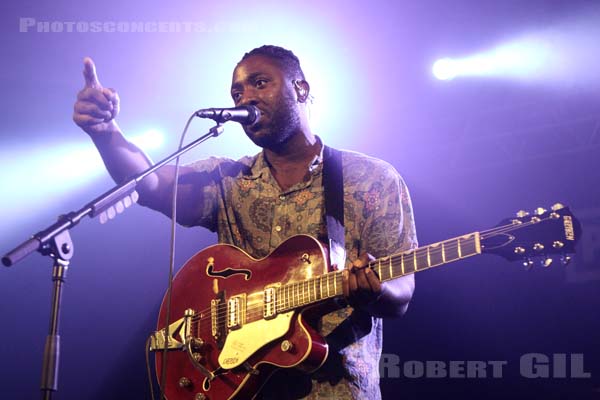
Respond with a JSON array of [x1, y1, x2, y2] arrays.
[[322, 146, 373, 355], [322, 145, 346, 269]]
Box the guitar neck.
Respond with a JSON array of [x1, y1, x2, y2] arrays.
[[276, 232, 482, 313]]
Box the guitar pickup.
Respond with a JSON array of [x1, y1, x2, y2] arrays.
[[263, 287, 277, 319], [149, 309, 194, 351], [227, 294, 246, 330]]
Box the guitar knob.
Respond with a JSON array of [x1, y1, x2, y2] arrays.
[[195, 394, 207, 400], [178, 377, 192, 388], [541, 258, 553, 268], [534, 207, 547, 216], [523, 258, 534, 270], [533, 243, 544, 252], [516, 210, 529, 218], [553, 241, 564, 249], [551, 203, 565, 211], [561, 255, 572, 266], [281, 340, 294, 352], [514, 247, 526, 255]]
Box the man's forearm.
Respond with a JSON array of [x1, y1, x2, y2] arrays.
[[365, 274, 415, 318]]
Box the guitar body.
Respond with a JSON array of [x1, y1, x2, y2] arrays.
[[155, 235, 331, 400]]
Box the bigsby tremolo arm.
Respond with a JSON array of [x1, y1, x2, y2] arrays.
[[149, 309, 194, 351]]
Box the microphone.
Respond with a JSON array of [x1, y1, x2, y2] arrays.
[[195, 105, 261, 125]]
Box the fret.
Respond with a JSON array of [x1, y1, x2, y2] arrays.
[[292, 283, 297, 308], [429, 243, 444, 267], [413, 251, 417, 271], [444, 239, 460, 262], [401, 254, 405, 275], [458, 237, 462, 258], [416, 248, 429, 271], [427, 246, 431, 268], [442, 242, 446, 263], [333, 271, 337, 294], [377, 259, 382, 280], [299, 281, 308, 305], [389, 256, 393, 280]]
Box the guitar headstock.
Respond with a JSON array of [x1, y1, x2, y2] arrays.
[[480, 203, 581, 268]]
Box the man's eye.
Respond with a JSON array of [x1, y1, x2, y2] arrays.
[[255, 79, 267, 88], [232, 92, 242, 101]]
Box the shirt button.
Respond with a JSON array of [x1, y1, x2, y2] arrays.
[[279, 195, 286, 201], [275, 225, 282, 232]]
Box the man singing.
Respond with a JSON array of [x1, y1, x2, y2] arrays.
[[73, 45, 417, 399]]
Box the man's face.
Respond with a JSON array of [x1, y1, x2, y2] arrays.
[[231, 55, 301, 149]]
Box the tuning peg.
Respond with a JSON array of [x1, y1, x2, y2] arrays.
[[514, 246, 526, 255], [534, 207, 547, 216], [541, 257, 553, 268], [99, 211, 108, 224], [551, 203, 565, 211], [561, 255, 571, 266], [523, 258, 534, 270], [511, 219, 523, 225], [516, 210, 529, 218]]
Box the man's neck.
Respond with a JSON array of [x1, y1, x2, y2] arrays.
[[263, 131, 321, 191]]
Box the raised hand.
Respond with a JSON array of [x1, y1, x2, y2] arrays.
[[73, 57, 120, 136]]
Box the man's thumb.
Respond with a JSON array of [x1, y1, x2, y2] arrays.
[[83, 57, 101, 88]]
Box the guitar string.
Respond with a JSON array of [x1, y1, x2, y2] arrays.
[[180, 216, 557, 327], [189, 216, 554, 326], [189, 237, 489, 325]]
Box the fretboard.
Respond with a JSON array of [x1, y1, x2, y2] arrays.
[[275, 232, 481, 313]]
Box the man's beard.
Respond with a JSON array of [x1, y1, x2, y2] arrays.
[[245, 91, 301, 150]]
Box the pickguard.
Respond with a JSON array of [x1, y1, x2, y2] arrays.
[[218, 311, 294, 369]]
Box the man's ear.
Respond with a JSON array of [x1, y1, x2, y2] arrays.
[[293, 79, 310, 103]]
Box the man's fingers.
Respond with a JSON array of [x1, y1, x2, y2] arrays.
[[83, 57, 101, 88], [77, 87, 113, 110], [364, 267, 382, 293], [73, 113, 106, 126], [102, 87, 118, 103], [342, 270, 349, 298], [74, 101, 113, 120]]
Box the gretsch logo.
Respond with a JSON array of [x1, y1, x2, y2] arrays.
[[206, 257, 252, 280], [563, 216, 575, 241]]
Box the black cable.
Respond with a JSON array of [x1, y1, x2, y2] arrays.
[[145, 336, 156, 400], [158, 113, 196, 400]]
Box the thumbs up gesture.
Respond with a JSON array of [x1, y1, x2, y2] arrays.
[[73, 57, 120, 136]]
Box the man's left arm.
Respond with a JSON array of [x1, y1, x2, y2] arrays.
[[342, 167, 418, 318]]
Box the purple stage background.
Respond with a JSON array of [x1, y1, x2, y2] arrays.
[[1, 1, 599, 399]]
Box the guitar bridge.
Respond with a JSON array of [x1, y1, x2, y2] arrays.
[[149, 308, 194, 351]]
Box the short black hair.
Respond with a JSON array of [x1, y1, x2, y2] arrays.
[[240, 45, 306, 81]]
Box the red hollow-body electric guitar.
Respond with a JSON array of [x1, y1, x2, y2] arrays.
[[150, 204, 580, 400]]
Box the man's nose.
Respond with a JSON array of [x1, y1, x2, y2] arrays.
[[239, 87, 259, 106]]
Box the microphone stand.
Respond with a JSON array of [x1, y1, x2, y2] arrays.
[[2, 122, 224, 399]]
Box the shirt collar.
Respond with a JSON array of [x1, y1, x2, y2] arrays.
[[242, 135, 325, 180]]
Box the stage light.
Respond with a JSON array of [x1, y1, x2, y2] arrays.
[[432, 13, 600, 86], [433, 58, 459, 81], [0, 129, 166, 235]]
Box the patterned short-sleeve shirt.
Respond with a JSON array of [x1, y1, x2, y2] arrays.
[[185, 142, 417, 399]]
